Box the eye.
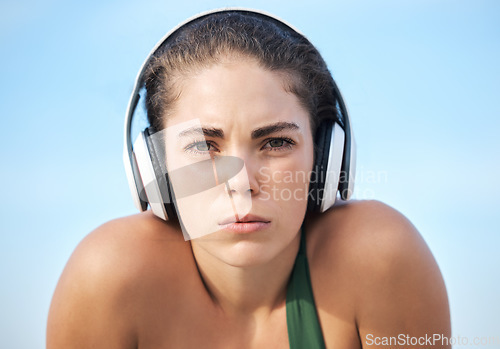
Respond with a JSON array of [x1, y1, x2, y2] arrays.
[[269, 139, 284, 148], [185, 140, 219, 155], [262, 137, 295, 152], [194, 142, 210, 151]]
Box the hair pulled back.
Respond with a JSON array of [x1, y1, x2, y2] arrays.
[[143, 11, 342, 134]]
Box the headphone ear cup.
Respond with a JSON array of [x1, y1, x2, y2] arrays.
[[308, 120, 346, 212], [133, 131, 174, 221], [143, 129, 176, 220], [330, 80, 355, 201], [320, 122, 345, 211], [308, 120, 333, 212], [338, 125, 356, 200]]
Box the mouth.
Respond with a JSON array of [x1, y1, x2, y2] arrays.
[[218, 214, 271, 234], [219, 214, 271, 225]]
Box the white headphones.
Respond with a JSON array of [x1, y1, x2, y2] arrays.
[[123, 8, 356, 221]]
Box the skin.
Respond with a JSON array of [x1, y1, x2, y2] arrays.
[[47, 58, 451, 349]]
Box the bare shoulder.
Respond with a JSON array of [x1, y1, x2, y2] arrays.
[[307, 200, 440, 273], [311, 201, 425, 257], [306, 200, 429, 270], [307, 200, 451, 348], [47, 212, 193, 349]]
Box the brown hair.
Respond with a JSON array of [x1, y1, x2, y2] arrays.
[[143, 11, 341, 135]]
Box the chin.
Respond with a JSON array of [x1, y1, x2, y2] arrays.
[[194, 234, 282, 268], [225, 240, 280, 267]]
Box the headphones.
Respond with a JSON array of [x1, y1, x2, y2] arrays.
[[123, 8, 356, 221]]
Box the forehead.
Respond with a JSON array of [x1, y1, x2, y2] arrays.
[[165, 59, 311, 132]]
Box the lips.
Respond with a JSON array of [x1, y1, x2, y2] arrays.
[[218, 214, 271, 234], [218, 214, 271, 225]]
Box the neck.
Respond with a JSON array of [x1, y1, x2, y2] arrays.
[[191, 233, 301, 318]]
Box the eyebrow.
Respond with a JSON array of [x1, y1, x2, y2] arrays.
[[251, 121, 300, 139], [176, 121, 300, 140], [177, 126, 224, 139]]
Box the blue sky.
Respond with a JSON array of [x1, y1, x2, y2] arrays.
[[1, 0, 499, 347]]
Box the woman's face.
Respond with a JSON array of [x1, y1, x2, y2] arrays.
[[162, 58, 314, 267]]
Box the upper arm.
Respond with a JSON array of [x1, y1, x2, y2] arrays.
[[46, 222, 138, 349], [350, 201, 451, 348]]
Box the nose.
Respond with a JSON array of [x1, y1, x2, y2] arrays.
[[225, 164, 255, 197], [220, 153, 260, 198], [212, 152, 256, 221]]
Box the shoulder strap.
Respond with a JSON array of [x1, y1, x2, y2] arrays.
[[286, 224, 326, 349]]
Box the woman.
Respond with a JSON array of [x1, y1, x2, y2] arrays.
[[47, 9, 451, 348]]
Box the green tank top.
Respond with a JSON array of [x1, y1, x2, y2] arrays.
[[286, 224, 326, 349]]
